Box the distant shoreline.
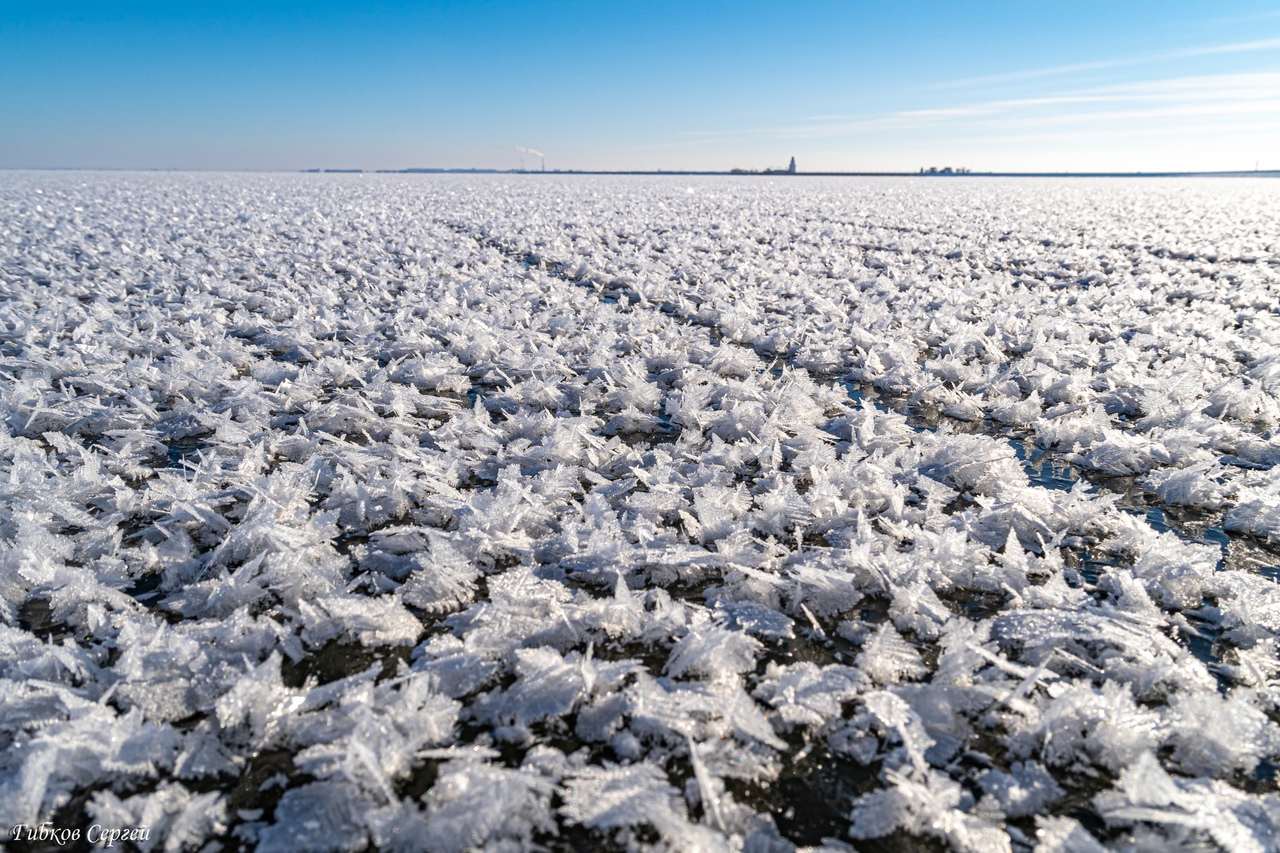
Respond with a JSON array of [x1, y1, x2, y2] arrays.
[[336, 168, 1280, 179], [4, 167, 1277, 178]]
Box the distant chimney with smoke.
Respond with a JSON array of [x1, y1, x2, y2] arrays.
[[516, 147, 546, 172]]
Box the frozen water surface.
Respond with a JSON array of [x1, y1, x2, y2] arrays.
[[2, 171, 1280, 852]]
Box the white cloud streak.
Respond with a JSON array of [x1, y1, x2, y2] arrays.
[[935, 37, 1280, 89], [686, 71, 1280, 141]]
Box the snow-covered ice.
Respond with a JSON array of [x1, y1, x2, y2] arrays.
[[1, 171, 1279, 851]]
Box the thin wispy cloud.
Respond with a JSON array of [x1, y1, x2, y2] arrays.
[[936, 37, 1280, 89], [905, 72, 1280, 118], [956, 116, 1280, 148], [971, 97, 1280, 132], [690, 70, 1280, 143]]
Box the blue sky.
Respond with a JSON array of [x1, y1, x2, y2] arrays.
[[2, 1, 1279, 172]]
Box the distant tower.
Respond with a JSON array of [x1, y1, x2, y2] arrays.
[[788, 156, 796, 174]]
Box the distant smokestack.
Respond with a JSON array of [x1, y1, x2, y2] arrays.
[[516, 147, 546, 172]]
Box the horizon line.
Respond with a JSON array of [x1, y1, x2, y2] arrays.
[[4, 166, 1279, 179]]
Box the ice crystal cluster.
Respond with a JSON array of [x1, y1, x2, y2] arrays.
[[2, 172, 1279, 852]]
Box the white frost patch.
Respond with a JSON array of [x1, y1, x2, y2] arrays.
[[3, 172, 1280, 852]]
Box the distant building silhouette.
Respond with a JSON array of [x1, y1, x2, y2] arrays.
[[734, 157, 798, 175]]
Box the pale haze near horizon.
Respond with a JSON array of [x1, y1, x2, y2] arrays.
[[2, 1, 1278, 174]]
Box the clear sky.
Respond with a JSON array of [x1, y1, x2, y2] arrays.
[[3, 1, 1279, 173]]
